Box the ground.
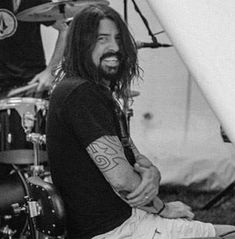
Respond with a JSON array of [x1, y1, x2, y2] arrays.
[[159, 185, 235, 225]]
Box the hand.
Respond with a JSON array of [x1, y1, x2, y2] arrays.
[[52, 19, 68, 32], [28, 67, 54, 92], [135, 154, 154, 167], [126, 163, 161, 207], [135, 155, 161, 183], [159, 201, 194, 220]]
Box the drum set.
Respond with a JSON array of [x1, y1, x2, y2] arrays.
[[0, 0, 110, 238], [0, 97, 50, 238]]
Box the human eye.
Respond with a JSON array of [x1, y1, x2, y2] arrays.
[[97, 35, 108, 43]]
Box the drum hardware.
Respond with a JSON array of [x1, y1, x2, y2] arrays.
[[9, 196, 37, 239], [11, 196, 42, 220], [22, 108, 46, 175], [16, 0, 110, 22], [0, 97, 48, 165], [0, 167, 53, 239], [7, 176, 66, 239], [0, 224, 17, 239], [0, 166, 29, 239], [0, 97, 49, 238]]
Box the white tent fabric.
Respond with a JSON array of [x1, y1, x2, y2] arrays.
[[143, 0, 235, 190], [41, 0, 235, 191]]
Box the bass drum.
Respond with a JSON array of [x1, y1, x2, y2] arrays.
[[0, 165, 28, 238], [0, 165, 52, 239]]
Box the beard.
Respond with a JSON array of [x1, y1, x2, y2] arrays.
[[98, 64, 122, 82], [98, 51, 123, 83]]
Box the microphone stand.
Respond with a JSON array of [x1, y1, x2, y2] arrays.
[[123, 0, 128, 23]]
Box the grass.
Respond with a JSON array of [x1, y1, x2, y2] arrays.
[[159, 185, 235, 225]]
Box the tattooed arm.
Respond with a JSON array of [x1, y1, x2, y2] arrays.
[[86, 135, 162, 212], [86, 135, 142, 195], [86, 135, 194, 219]]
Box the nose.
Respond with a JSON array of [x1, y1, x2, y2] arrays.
[[109, 38, 119, 52]]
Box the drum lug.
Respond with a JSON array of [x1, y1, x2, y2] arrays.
[[12, 197, 42, 218], [0, 225, 17, 238], [27, 200, 42, 218]]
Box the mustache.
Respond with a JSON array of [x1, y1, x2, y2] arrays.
[[100, 51, 123, 62]]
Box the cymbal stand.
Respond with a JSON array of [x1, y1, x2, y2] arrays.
[[22, 112, 46, 176], [20, 113, 47, 239], [26, 133, 46, 176]]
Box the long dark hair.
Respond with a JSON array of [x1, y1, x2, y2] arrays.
[[58, 4, 140, 99]]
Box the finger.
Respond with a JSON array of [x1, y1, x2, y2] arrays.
[[128, 189, 152, 206], [127, 166, 153, 200], [128, 185, 152, 204], [128, 186, 156, 207], [185, 211, 195, 220], [180, 210, 195, 221], [126, 179, 149, 200], [182, 203, 193, 212], [134, 163, 149, 174]]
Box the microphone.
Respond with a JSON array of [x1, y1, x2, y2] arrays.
[[136, 41, 172, 49]]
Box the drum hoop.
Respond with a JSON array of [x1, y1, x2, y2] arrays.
[[0, 97, 49, 110]]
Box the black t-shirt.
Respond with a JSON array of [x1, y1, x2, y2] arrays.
[[0, 0, 53, 88], [46, 78, 133, 239]]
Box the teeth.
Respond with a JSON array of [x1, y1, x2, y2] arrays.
[[104, 56, 118, 62]]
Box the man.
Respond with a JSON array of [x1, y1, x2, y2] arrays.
[[0, 0, 68, 184], [0, 0, 68, 97], [47, 4, 235, 239]]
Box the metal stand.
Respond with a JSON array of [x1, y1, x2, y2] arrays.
[[19, 112, 47, 238], [26, 133, 46, 176]]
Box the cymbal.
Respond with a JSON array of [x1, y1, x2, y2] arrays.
[[16, 0, 109, 22]]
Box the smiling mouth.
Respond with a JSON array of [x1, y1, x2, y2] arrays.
[[103, 56, 120, 67]]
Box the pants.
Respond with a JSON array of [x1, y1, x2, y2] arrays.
[[92, 209, 215, 239]]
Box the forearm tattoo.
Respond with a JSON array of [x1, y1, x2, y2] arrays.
[[87, 136, 127, 172]]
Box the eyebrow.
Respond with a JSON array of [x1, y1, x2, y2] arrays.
[[98, 32, 114, 36]]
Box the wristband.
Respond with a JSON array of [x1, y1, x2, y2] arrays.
[[157, 201, 165, 215]]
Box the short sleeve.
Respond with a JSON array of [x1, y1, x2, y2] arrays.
[[62, 87, 116, 147]]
